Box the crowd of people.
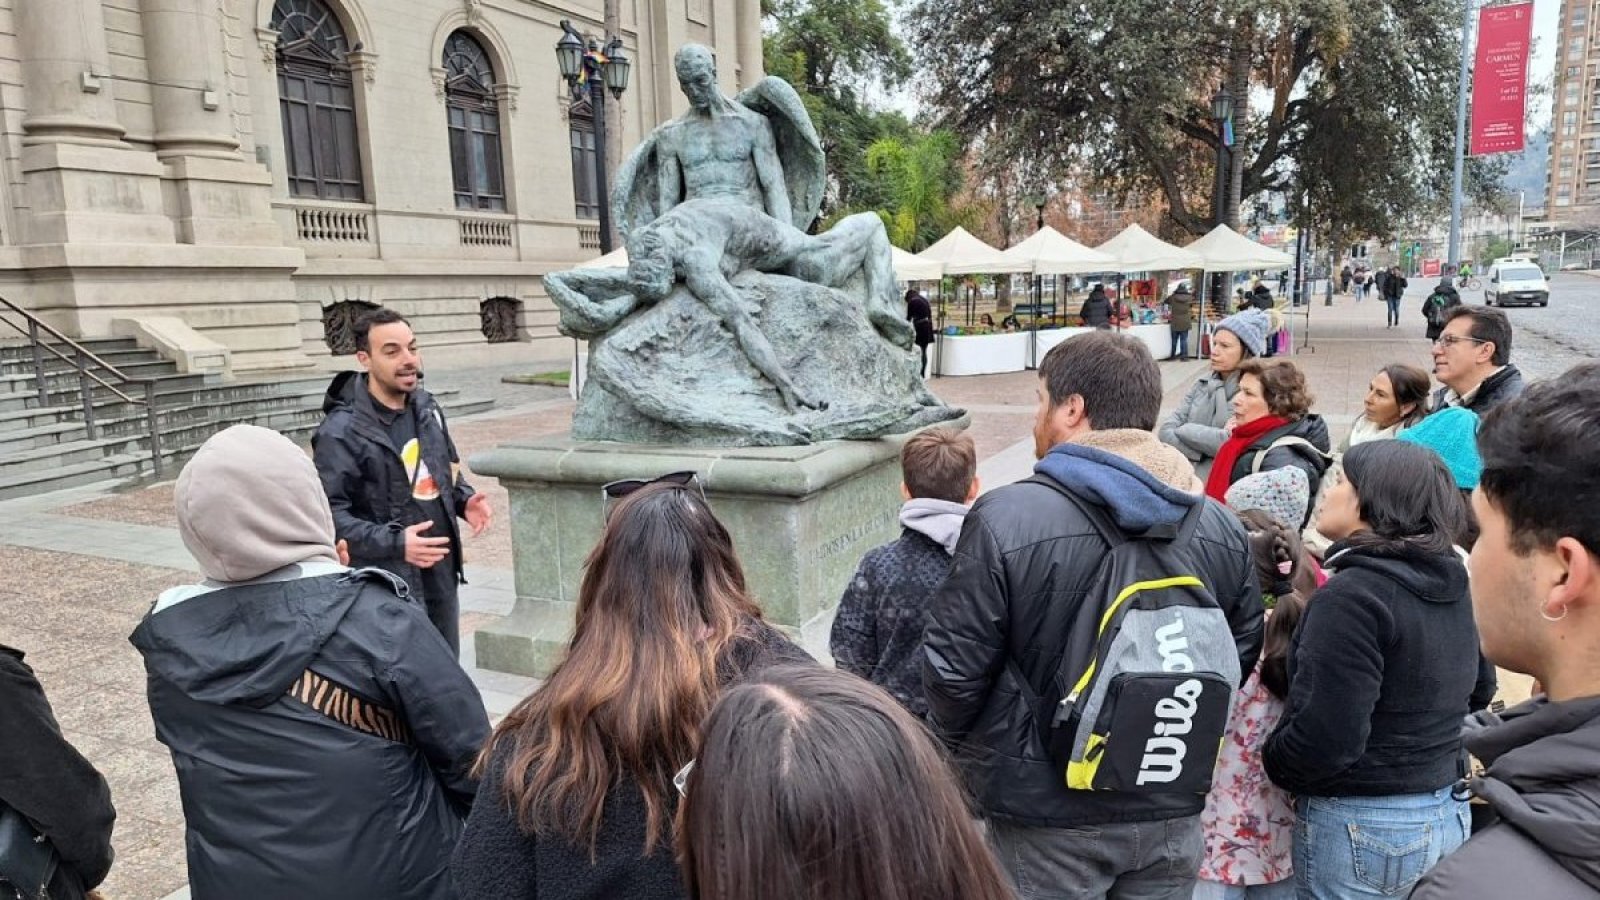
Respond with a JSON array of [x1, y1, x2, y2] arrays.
[[3, 302, 1598, 900]]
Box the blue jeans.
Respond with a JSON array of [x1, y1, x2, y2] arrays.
[[1384, 298, 1400, 326], [1292, 788, 1469, 898], [1171, 328, 1190, 360]]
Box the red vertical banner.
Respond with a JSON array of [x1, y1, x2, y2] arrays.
[[1470, 2, 1533, 155]]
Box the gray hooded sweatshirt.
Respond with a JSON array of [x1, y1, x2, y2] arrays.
[[1411, 695, 1600, 898]]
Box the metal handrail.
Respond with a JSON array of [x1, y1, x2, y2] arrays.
[[0, 296, 164, 477]]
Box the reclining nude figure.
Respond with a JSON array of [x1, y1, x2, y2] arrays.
[[547, 198, 916, 416]]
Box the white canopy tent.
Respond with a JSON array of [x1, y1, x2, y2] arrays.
[[1002, 226, 1115, 274], [920, 226, 1033, 275], [1185, 224, 1293, 271], [891, 245, 944, 281], [1094, 223, 1204, 272]]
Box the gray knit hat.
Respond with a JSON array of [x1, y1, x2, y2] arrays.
[[1215, 308, 1271, 357], [1226, 466, 1311, 531]]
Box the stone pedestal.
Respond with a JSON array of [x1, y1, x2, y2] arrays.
[[469, 428, 966, 677]]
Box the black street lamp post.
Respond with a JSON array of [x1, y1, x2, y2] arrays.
[[1209, 86, 1233, 316], [556, 20, 631, 254]]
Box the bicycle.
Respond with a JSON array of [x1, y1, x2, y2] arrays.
[[1458, 276, 1481, 291]]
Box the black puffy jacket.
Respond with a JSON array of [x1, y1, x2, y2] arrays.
[[130, 567, 490, 900], [1412, 696, 1600, 898], [0, 645, 115, 900], [313, 373, 475, 598], [923, 442, 1261, 827]]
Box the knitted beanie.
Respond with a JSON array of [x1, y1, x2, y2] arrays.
[[1399, 406, 1482, 489], [1215, 308, 1271, 357], [1225, 465, 1311, 531]]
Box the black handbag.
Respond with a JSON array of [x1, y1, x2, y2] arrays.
[[0, 802, 58, 900]]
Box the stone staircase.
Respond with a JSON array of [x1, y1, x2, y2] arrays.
[[0, 338, 494, 499]]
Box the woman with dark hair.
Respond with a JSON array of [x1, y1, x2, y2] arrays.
[[1203, 358, 1331, 527], [1262, 441, 1492, 899], [1346, 364, 1430, 449], [453, 480, 812, 899], [676, 665, 1013, 900]]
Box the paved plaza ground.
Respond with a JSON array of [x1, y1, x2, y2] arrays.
[[3, 279, 1555, 899]]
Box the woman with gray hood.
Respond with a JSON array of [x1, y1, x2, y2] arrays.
[[130, 425, 490, 900], [1159, 308, 1269, 479], [1413, 366, 1600, 899]]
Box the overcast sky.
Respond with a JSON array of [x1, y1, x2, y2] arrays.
[[1528, 0, 1557, 132]]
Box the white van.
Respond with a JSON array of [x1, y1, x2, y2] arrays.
[[1484, 261, 1549, 307]]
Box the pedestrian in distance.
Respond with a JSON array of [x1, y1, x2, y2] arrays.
[[130, 424, 489, 900], [1080, 283, 1113, 329], [1166, 281, 1195, 361], [1430, 306, 1526, 415], [1262, 440, 1495, 900], [0, 645, 116, 900], [1340, 265, 1352, 295], [830, 427, 977, 719], [1381, 265, 1408, 328], [312, 307, 493, 659], [1204, 358, 1331, 530], [924, 330, 1262, 900], [453, 477, 813, 900], [676, 665, 1014, 900], [1158, 307, 1270, 479], [1423, 277, 1462, 342], [1412, 363, 1600, 899], [906, 287, 935, 377]]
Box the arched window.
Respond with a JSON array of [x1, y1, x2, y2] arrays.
[[444, 32, 506, 211], [273, 0, 364, 201], [569, 99, 599, 220]]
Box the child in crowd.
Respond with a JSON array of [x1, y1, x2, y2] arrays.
[[829, 427, 978, 718], [1195, 480, 1316, 900]]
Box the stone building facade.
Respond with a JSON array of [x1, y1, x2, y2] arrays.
[[0, 0, 763, 372]]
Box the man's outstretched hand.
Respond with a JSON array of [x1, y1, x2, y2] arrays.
[[464, 493, 493, 537]]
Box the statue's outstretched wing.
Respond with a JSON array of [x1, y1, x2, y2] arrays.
[[736, 77, 825, 232], [613, 132, 664, 242]]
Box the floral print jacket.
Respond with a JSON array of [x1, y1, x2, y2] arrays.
[[1197, 664, 1296, 886]]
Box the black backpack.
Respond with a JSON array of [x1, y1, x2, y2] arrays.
[[1024, 476, 1243, 794]]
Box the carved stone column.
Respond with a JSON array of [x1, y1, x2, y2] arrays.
[[15, 0, 127, 145], [139, 0, 241, 159]]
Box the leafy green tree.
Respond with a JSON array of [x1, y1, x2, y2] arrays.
[[764, 0, 917, 219], [862, 131, 971, 249], [910, 0, 1508, 240]]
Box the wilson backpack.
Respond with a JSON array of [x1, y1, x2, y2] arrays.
[[1025, 476, 1243, 795]]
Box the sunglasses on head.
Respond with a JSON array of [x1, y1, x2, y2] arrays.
[[600, 470, 707, 513]]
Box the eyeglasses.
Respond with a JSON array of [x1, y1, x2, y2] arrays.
[[673, 759, 695, 798], [1432, 334, 1487, 349], [599, 470, 707, 515]]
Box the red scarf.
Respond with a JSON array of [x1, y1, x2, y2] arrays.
[[1206, 415, 1292, 502]]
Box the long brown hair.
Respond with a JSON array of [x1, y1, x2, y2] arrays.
[[677, 666, 1014, 900], [480, 482, 764, 853]]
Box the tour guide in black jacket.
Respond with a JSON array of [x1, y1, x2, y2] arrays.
[[313, 309, 491, 657], [923, 331, 1261, 898], [131, 425, 490, 900]]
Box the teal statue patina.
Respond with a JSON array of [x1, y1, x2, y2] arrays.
[[546, 44, 962, 446]]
